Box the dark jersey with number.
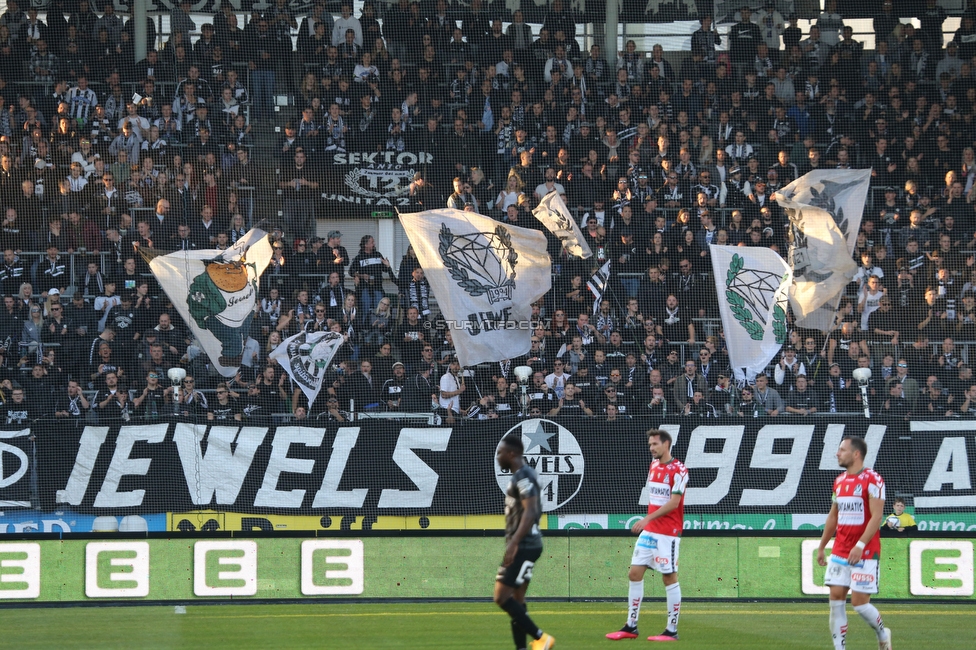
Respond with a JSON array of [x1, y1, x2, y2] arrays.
[[504, 464, 543, 550]]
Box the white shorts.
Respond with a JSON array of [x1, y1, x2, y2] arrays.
[[823, 556, 880, 594], [631, 531, 680, 575]]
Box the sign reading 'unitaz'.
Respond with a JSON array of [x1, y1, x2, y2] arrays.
[[4, 418, 974, 515]]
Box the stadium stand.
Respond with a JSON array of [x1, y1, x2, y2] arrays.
[[0, 0, 971, 423]]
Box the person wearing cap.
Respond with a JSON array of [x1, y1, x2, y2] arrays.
[[105, 290, 140, 343], [381, 361, 407, 411], [37, 243, 67, 297]]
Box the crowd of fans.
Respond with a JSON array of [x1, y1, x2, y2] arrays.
[[0, 0, 975, 424]]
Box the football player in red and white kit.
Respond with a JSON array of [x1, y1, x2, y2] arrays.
[[817, 436, 893, 650], [607, 429, 688, 643]]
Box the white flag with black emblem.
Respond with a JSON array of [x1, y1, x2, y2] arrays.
[[400, 209, 552, 367], [774, 169, 870, 332], [710, 245, 793, 382], [269, 330, 346, 405], [532, 191, 593, 258]]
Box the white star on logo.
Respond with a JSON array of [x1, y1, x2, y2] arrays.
[[521, 419, 555, 453]]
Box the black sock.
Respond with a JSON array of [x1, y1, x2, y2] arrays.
[[511, 602, 528, 649], [501, 597, 542, 640]]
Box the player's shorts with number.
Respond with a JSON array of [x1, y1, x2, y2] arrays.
[[824, 556, 880, 594], [631, 531, 680, 574], [497, 545, 543, 587]]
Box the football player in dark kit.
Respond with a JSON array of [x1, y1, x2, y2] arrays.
[[494, 434, 556, 650]]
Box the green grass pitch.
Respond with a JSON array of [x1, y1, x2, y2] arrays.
[[2, 601, 973, 648]]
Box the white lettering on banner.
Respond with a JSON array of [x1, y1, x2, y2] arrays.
[[93, 425, 169, 508], [683, 426, 745, 506], [312, 427, 368, 508], [920, 437, 972, 501], [0, 442, 28, 491], [56, 426, 110, 505], [818, 424, 886, 470], [377, 428, 452, 508], [173, 425, 269, 505], [254, 427, 326, 508], [194, 541, 258, 597], [801, 539, 832, 595], [912, 421, 976, 508], [85, 542, 150, 598], [740, 425, 814, 506], [0, 543, 40, 599], [909, 541, 975, 597], [300, 540, 364, 595]]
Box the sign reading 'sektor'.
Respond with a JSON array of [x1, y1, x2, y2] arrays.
[[321, 150, 434, 212], [4, 418, 975, 515]]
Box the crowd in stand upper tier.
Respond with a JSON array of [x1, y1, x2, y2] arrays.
[[1, 0, 976, 423]]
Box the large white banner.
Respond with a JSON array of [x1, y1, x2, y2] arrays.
[[710, 245, 793, 383], [149, 228, 272, 377], [269, 331, 346, 405], [399, 209, 552, 367], [775, 169, 871, 332], [532, 191, 593, 259]]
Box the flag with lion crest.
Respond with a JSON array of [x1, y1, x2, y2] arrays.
[[400, 209, 552, 368], [145, 227, 273, 377]]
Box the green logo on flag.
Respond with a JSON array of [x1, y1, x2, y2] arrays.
[[725, 254, 787, 343]]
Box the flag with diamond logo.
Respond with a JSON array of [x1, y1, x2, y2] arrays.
[[399, 209, 552, 367], [710, 244, 793, 382]]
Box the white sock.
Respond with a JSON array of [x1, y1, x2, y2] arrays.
[[854, 603, 886, 640], [665, 582, 681, 633], [829, 600, 848, 650], [626, 580, 643, 628]]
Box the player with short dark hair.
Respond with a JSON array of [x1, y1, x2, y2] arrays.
[[494, 434, 555, 650], [607, 429, 688, 642], [817, 436, 892, 650]]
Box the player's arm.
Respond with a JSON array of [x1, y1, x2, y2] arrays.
[[504, 493, 540, 566], [816, 502, 838, 566], [847, 494, 884, 565], [631, 491, 682, 534]]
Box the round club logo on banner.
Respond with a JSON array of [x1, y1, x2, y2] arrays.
[[494, 419, 585, 512]]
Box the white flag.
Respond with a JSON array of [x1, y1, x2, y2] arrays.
[[586, 260, 611, 315], [269, 331, 345, 405], [149, 227, 272, 377], [532, 191, 593, 258], [399, 209, 552, 367], [710, 245, 793, 382], [775, 169, 871, 332]]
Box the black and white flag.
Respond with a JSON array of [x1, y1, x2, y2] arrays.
[[774, 169, 870, 332], [586, 261, 611, 314], [533, 191, 593, 258], [269, 331, 346, 405], [400, 209, 552, 367]]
